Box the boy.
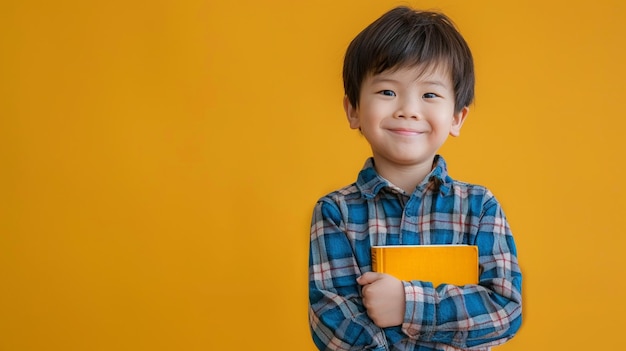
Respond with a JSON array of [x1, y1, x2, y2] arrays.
[[308, 6, 522, 351]]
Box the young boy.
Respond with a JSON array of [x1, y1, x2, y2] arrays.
[[308, 6, 522, 351]]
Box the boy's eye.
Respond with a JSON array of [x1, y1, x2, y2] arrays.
[[378, 90, 396, 97], [423, 92, 438, 99]]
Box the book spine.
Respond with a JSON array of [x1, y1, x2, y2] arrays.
[[371, 247, 382, 273]]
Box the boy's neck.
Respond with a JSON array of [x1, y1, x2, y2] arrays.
[[372, 156, 435, 194]]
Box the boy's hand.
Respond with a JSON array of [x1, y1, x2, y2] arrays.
[[357, 272, 405, 328]]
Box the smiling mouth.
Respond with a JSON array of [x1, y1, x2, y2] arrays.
[[388, 128, 425, 136]]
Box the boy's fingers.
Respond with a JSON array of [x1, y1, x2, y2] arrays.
[[357, 272, 384, 285]]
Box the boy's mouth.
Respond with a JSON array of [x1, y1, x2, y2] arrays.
[[388, 128, 425, 136]]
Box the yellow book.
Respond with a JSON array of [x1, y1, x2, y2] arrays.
[[371, 245, 479, 286]]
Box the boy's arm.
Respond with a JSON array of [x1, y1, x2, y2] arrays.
[[309, 200, 388, 351], [400, 195, 523, 349]]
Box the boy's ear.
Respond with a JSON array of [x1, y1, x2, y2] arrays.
[[343, 96, 360, 130], [449, 106, 469, 137]]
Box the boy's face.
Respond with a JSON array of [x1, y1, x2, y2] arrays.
[[344, 64, 468, 169]]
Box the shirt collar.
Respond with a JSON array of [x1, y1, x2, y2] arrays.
[[356, 155, 454, 199]]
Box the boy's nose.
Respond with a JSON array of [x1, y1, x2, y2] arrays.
[[393, 99, 421, 120]]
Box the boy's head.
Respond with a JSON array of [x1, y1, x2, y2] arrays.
[[343, 6, 474, 114]]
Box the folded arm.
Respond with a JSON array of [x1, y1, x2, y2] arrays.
[[400, 197, 523, 349], [309, 200, 388, 351]]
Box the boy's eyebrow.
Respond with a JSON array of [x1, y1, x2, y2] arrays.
[[370, 76, 400, 84], [418, 79, 449, 88]]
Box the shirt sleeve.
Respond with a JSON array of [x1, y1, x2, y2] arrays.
[[400, 195, 523, 349], [309, 199, 388, 351]]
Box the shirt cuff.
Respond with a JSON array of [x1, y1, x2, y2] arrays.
[[401, 280, 436, 339]]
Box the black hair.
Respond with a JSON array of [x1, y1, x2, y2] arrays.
[[343, 6, 474, 113]]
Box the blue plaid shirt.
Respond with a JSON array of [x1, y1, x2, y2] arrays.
[[309, 156, 522, 350]]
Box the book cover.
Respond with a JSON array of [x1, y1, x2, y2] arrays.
[[371, 244, 479, 286]]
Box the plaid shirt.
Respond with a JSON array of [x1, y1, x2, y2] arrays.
[[309, 156, 522, 351]]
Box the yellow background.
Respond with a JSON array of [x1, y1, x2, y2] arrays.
[[1, 0, 625, 350]]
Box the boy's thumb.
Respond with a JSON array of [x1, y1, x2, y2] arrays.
[[357, 271, 383, 285]]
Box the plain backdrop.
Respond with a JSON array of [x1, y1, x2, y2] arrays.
[[1, 0, 625, 349]]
